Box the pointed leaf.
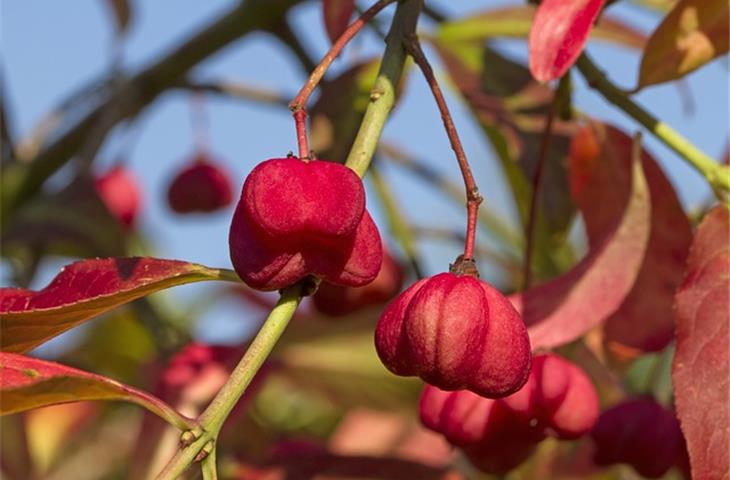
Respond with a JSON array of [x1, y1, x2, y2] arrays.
[[511, 144, 651, 350], [569, 122, 692, 355], [322, 0, 355, 45], [673, 205, 729, 480], [528, 0, 605, 82], [638, 0, 729, 88], [0, 352, 192, 429], [1, 257, 238, 353], [438, 5, 645, 51]]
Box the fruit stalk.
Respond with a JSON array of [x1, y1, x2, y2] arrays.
[[403, 34, 482, 261], [155, 284, 303, 479], [288, 0, 398, 159]]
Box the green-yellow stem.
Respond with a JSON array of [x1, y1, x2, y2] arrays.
[[154, 285, 303, 480], [575, 54, 730, 198], [345, 0, 423, 177]]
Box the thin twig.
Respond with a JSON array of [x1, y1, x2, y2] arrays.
[[288, 0, 398, 159], [523, 90, 559, 289], [344, 0, 423, 177], [403, 34, 482, 261], [576, 53, 729, 198], [175, 79, 290, 107], [378, 141, 522, 254], [289, 0, 397, 112]]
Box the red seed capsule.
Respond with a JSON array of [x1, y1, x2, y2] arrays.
[[375, 272, 531, 398], [591, 397, 685, 478], [312, 249, 404, 316], [229, 157, 382, 291], [167, 154, 233, 213], [95, 166, 141, 228]]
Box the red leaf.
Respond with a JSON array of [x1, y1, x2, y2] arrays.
[[569, 122, 692, 355], [0, 257, 236, 353], [673, 205, 730, 480], [322, 0, 355, 45], [0, 352, 192, 429], [528, 0, 605, 82], [638, 0, 729, 88], [510, 142, 651, 350]]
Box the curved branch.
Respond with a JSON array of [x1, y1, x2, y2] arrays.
[[1, 0, 306, 223]]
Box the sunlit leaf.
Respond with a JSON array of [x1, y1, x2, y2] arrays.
[[438, 5, 645, 51], [569, 122, 691, 356], [528, 0, 605, 82], [511, 144, 651, 350], [322, 0, 355, 45], [638, 0, 729, 88], [673, 205, 729, 480], [0, 352, 191, 429], [0, 257, 238, 353]]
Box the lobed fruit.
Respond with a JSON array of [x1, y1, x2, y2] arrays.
[[591, 397, 686, 478], [419, 354, 599, 475], [229, 157, 382, 291], [167, 154, 234, 213], [312, 248, 404, 316], [375, 272, 531, 398]]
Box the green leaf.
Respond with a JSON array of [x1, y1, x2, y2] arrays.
[[0, 352, 192, 429], [0, 257, 239, 353], [638, 0, 729, 88]]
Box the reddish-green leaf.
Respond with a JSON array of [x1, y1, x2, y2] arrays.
[[528, 0, 606, 82], [322, 0, 355, 45], [638, 0, 729, 88], [510, 144, 651, 350], [569, 122, 691, 355], [438, 5, 646, 51], [0, 257, 238, 353], [0, 352, 192, 429], [673, 205, 729, 480]]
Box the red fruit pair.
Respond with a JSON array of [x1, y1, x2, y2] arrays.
[[312, 249, 403, 316], [95, 166, 141, 228], [591, 397, 686, 478], [375, 271, 531, 398], [229, 157, 382, 291], [167, 153, 233, 214], [419, 354, 599, 474]]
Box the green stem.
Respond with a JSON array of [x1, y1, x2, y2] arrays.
[[575, 54, 730, 198], [345, 0, 423, 177], [201, 446, 218, 480], [154, 284, 303, 480]]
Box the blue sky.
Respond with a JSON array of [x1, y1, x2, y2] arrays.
[[3, 0, 727, 348]]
